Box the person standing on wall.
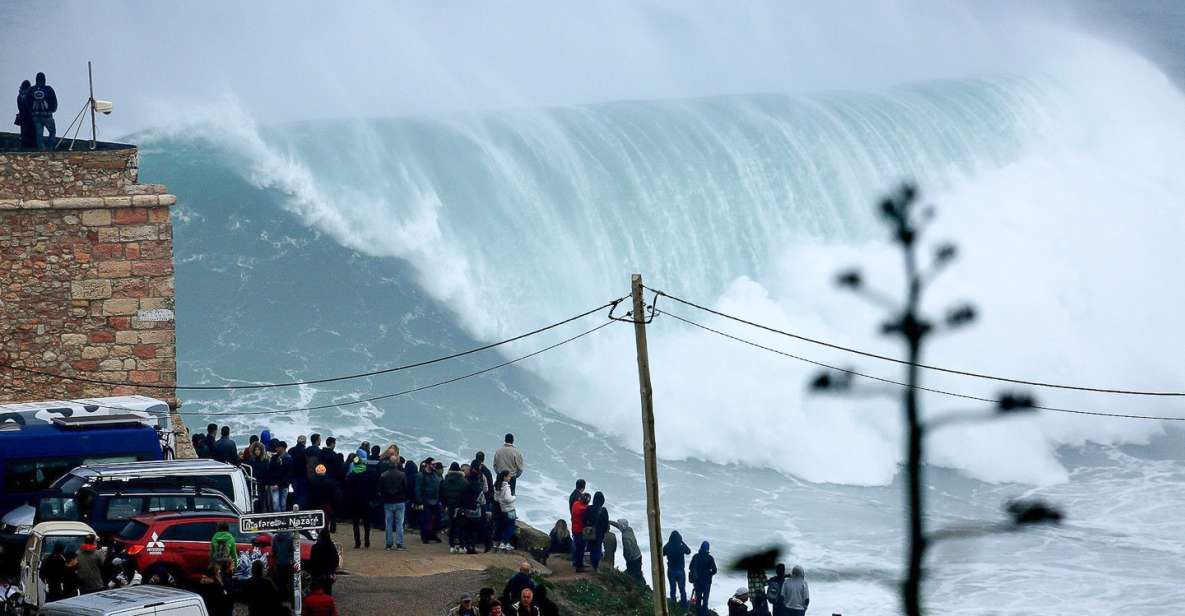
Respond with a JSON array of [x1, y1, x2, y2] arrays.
[[493, 434, 525, 496], [15, 80, 35, 148], [28, 72, 56, 150]]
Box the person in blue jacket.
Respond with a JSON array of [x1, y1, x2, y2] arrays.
[[689, 541, 718, 616], [662, 530, 691, 609]]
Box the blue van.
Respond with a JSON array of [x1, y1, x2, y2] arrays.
[[0, 419, 163, 515]]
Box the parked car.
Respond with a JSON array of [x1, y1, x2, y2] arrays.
[[34, 487, 238, 542], [17, 521, 97, 613], [40, 585, 208, 616], [2, 459, 254, 565], [114, 512, 317, 586]]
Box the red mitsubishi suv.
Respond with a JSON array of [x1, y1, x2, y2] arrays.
[[114, 511, 315, 585]]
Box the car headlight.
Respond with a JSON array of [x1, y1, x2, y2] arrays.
[[1, 523, 31, 535]]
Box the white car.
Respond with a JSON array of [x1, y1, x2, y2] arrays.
[[19, 521, 97, 613], [41, 586, 208, 616], [3, 459, 255, 549]]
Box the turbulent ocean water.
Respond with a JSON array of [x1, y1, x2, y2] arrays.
[[9, 1, 1185, 613]]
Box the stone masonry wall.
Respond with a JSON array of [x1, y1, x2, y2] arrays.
[[0, 144, 141, 200], [0, 144, 178, 408]]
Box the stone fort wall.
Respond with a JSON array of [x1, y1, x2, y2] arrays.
[[0, 134, 178, 408]]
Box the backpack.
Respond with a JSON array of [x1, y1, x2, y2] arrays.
[[211, 534, 236, 562]]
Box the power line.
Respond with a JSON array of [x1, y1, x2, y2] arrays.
[[177, 319, 617, 417], [0, 298, 626, 391], [647, 286, 1185, 398], [656, 307, 1185, 422]]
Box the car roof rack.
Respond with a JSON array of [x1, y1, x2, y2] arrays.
[[52, 414, 151, 429]]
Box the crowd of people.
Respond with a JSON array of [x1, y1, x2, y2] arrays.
[[12, 72, 57, 150], [192, 424, 528, 555], [191, 423, 809, 616]]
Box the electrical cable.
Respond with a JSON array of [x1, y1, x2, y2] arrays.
[[0, 297, 626, 391], [647, 286, 1185, 398], [656, 307, 1185, 422], [178, 319, 617, 417]]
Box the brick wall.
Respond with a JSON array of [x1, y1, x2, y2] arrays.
[[0, 139, 178, 407]]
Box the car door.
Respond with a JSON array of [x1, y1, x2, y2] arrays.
[[160, 521, 218, 578], [19, 533, 40, 607]]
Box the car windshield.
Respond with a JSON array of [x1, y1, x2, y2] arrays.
[[36, 497, 79, 522], [41, 535, 85, 557]]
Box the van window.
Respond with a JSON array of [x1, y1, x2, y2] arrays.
[[155, 604, 205, 616], [6, 458, 85, 492], [194, 496, 236, 513], [147, 496, 189, 514], [105, 497, 144, 520], [11, 456, 143, 494], [36, 497, 79, 521], [161, 522, 218, 542]]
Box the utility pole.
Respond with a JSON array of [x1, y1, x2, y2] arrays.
[[631, 274, 669, 616]]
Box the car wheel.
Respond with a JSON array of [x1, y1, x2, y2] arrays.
[[145, 564, 181, 587]]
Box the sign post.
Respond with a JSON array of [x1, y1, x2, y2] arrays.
[[239, 508, 325, 616]]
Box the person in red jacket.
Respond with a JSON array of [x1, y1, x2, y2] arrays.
[[303, 579, 338, 616], [570, 492, 591, 572]]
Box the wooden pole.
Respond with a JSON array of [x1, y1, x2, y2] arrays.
[[632, 274, 669, 616], [87, 61, 97, 150]]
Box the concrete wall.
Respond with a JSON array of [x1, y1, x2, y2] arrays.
[[0, 136, 178, 407]]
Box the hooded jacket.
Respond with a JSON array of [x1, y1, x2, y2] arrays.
[[727, 594, 751, 616], [403, 460, 419, 503], [495, 480, 516, 513], [610, 519, 642, 561], [346, 463, 378, 512], [689, 541, 717, 587], [378, 466, 409, 504], [582, 492, 609, 541], [440, 469, 467, 507], [779, 565, 809, 610], [28, 83, 56, 118], [662, 531, 691, 570], [417, 468, 442, 505]]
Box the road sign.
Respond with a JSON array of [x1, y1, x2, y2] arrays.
[[239, 510, 326, 534]]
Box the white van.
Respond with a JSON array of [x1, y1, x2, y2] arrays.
[[2, 460, 254, 543], [19, 521, 97, 612], [40, 586, 208, 616]]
